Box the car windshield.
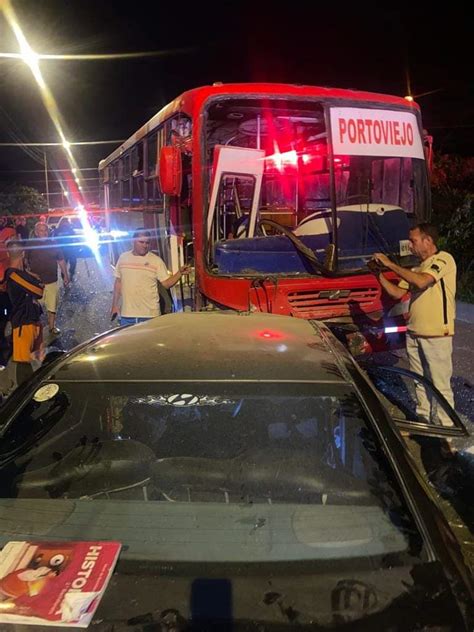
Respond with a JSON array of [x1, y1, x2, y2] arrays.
[[0, 380, 454, 627]]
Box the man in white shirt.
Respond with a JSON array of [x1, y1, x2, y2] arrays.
[[110, 229, 189, 326], [372, 223, 456, 426]]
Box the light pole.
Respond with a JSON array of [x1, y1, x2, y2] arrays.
[[43, 150, 50, 209]]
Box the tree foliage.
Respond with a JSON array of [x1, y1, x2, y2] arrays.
[[431, 154, 474, 302], [0, 184, 47, 218]]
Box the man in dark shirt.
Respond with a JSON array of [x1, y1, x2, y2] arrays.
[[5, 240, 44, 385], [28, 222, 69, 335], [15, 216, 29, 240]]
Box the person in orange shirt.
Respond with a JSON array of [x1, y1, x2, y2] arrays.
[[4, 240, 44, 385]]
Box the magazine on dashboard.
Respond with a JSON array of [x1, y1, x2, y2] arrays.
[[0, 540, 121, 627]]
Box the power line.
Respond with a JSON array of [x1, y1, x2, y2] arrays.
[[0, 167, 98, 172], [0, 140, 124, 146], [8, 176, 100, 183]]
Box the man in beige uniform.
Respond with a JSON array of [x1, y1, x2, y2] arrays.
[[373, 223, 456, 426], [110, 229, 189, 326]]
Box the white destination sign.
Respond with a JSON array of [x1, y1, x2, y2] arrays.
[[330, 107, 425, 159]]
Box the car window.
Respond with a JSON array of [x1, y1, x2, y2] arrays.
[[3, 381, 458, 626], [366, 366, 459, 429], [0, 381, 423, 551]]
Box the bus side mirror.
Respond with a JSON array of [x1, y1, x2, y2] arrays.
[[158, 146, 182, 196]]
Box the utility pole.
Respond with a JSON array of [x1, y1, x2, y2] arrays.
[[43, 151, 50, 210]]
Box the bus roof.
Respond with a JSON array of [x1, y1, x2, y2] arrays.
[[99, 82, 420, 170]]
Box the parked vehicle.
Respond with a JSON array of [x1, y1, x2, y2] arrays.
[[0, 313, 471, 630]]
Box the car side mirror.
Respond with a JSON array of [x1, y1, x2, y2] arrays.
[[158, 146, 182, 196], [365, 365, 468, 438]]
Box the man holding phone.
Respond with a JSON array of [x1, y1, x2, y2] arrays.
[[110, 229, 190, 326]]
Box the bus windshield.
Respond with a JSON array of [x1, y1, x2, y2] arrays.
[[205, 98, 429, 274]]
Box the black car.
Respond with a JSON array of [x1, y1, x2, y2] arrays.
[[0, 313, 472, 631]]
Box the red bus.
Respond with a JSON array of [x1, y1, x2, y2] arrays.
[[99, 83, 431, 350]]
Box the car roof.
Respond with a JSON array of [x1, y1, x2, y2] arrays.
[[47, 313, 349, 384]]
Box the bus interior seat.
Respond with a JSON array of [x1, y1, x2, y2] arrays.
[[214, 207, 410, 274]]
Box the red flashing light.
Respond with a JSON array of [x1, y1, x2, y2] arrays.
[[257, 329, 283, 340], [265, 145, 298, 171]]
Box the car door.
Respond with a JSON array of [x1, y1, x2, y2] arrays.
[[364, 364, 473, 563], [363, 365, 468, 438]]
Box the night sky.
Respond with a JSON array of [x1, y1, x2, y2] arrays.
[[0, 1, 472, 203]]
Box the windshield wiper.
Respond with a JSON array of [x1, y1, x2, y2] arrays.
[[258, 219, 337, 278]]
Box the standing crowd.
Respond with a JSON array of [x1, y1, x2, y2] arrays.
[[1, 218, 189, 392], [0, 215, 76, 386]]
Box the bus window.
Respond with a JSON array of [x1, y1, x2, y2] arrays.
[[132, 176, 144, 206], [123, 153, 131, 181], [102, 166, 109, 184], [338, 155, 420, 214], [122, 179, 130, 207], [211, 175, 256, 244], [110, 181, 119, 208], [170, 116, 192, 141], [110, 162, 120, 208], [132, 143, 144, 175], [147, 178, 155, 205], [400, 158, 415, 212], [147, 133, 158, 177]]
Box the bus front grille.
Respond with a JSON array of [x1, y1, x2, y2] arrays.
[[287, 287, 380, 318]]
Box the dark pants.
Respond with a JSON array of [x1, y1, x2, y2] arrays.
[[0, 293, 12, 366], [16, 361, 33, 385], [59, 247, 77, 280], [67, 251, 77, 277]]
